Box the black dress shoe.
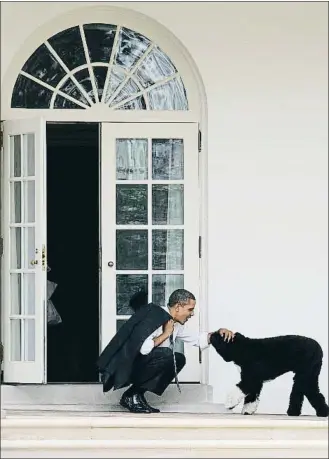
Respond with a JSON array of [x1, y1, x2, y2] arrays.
[[120, 393, 152, 413], [139, 393, 160, 413]]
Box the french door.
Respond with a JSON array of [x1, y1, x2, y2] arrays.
[[100, 123, 200, 382], [1, 120, 200, 383], [1, 118, 47, 383]]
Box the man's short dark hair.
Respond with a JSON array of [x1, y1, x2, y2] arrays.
[[168, 289, 196, 308]]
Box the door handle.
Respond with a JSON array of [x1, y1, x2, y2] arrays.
[[42, 245, 46, 271], [30, 260, 38, 265], [108, 261, 114, 267]]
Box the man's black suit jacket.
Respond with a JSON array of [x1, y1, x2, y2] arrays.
[[97, 303, 171, 393]]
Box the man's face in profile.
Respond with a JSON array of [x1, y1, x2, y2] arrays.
[[174, 299, 196, 324]]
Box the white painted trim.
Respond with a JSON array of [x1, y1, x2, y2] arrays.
[[3, 110, 197, 123], [1, 124, 5, 362]]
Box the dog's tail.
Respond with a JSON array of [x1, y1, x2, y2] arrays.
[[129, 288, 148, 312]]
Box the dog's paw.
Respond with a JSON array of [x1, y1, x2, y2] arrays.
[[316, 406, 329, 418], [242, 399, 259, 415], [225, 386, 245, 410]]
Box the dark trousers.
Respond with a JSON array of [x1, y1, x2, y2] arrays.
[[127, 347, 186, 396]]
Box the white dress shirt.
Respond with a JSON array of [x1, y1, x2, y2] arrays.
[[140, 310, 210, 355]]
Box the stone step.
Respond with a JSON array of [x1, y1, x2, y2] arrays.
[[1, 401, 226, 414], [2, 413, 327, 440], [1, 438, 327, 458], [1, 383, 211, 408], [2, 414, 327, 458]]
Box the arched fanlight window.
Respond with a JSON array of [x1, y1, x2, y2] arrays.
[[11, 24, 189, 110]]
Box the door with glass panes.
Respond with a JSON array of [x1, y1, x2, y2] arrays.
[[2, 118, 47, 383], [101, 123, 200, 381]]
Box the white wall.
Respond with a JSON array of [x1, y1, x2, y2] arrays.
[[1, 1, 328, 415]]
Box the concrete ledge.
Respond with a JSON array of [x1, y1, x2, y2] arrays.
[[1, 401, 226, 414], [1, 384, 212, 407], [2, 415, 328, 429], [2, 439, 327, 450]]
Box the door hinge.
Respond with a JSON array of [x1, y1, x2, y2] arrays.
[[98, 246, 102, 271], [198, 236, 202, 258], [0, 236, 3, 257], [198, 129, 202, 153], [0, 121, 3, 149]]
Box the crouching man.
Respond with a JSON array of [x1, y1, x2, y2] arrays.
[[97, 289, 234, 413]]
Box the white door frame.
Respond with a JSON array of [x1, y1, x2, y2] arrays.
[[0, 114, 208, 384]]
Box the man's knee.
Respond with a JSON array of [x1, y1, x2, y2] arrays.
[[175, 352, 186, 371]]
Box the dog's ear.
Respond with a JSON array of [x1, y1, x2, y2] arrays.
[[210, 332, 234, 362]]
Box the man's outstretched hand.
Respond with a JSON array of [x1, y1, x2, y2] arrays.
[[218, 328, 235, 342], [207, 328, 235, 344]]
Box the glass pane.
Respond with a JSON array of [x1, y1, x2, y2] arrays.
[[10, 319, 22, 361], [152, 274, 184, 306], [72, 68, 95, 103], [11, 181, 21, 223], [152, 139, 184, 180], [10, 274, 22, 314], [23, 273, 36, 315], [10, 135, 21, 177], [148, 77, 188, 110], [104, 67, 125, 104], [152, 185, 184, 225], [117, 319, 128, 331], [21, 43, 66, 87], [116, 185, 148, 225], [24, 319, 35, 361], [116, 230, 148, 270], [10, 227, 21, 269], [83, 23, 117, 63], [23, 181, 35, 223], [116, 96, 146, 110], [59, 78, 90, 106], [116, 139, 148, 180], [53, 95, 85, 109], [110, 78, 140, 107], [116, 274, 148, 315], [23, 227, 36, 270], [93, 66, 108, 100], [48, 26, 86, 70], [152, 229, 184, 270], [115, 27, 151, 70], [23, 134, 35, 176], [135, 46, 176, 88], [11, 74, 53, 109]]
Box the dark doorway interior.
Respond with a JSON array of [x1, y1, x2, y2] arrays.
[[46, 123, 99, 383]]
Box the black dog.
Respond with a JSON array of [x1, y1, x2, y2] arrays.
[[210, 332, 329, 417]]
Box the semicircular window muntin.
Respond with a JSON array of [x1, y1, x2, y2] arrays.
[[11, 24, 188, 110]]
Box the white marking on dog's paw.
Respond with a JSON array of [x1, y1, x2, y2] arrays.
[[225, 386, 245, 410], [242, 399, 259, 415]]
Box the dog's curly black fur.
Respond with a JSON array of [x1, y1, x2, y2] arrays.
[[210, 332, 329, 417]]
